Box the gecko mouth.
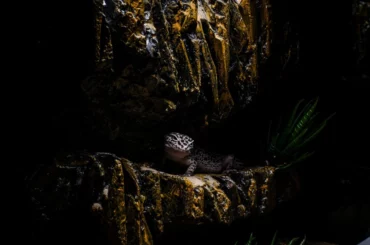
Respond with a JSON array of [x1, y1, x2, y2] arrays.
[[165, 146, 190, 159]]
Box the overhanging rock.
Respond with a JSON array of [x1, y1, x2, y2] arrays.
[[28, 153, 298, 245]]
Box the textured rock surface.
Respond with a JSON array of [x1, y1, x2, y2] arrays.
[[81, 0, 274, 149], [28, 153, 297, 245]]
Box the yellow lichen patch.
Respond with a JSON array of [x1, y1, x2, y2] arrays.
[[183, 177, 206, 219], [85, 0, 276, 141], [156, 174, 187, 220], [73, 155, 278, 244], [203, 185, 232, 223], [172, 22, 182, 33], [138, 168, 164, 234], [135, 166, 278, 226], [131, 165, 277, 232], [248, 178, 257, 209], [261, 0, 272, 57], [106, 159, 127, 245], [236, 204, 247, 218], [105, 159, 153, 245], [254, 166, 276, 213], [196, 19, 219, 106], [195, 174, 221, 187], [33, 154, 288, 245], [126, 194, 153, 245]]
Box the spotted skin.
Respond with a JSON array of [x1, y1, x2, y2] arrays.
[[165, 132, 194, 152], [164, 132, 245, 176]]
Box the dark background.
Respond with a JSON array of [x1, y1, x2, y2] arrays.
[[17, 0, 369, 244]]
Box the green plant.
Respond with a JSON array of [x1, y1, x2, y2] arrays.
[[265, 97, 335, 170]]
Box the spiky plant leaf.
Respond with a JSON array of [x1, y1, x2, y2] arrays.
[[295, 112, 336, 149], [278, 151, 315, 170], [293, 151, 315, 163], [291, 97, 318, 133], [276, 99, 305, 150], [246, 233, 256, 245], [270, 231, 278, 245], [272, 98, 317, 156], [296, 111, 319, 136], [269, 115, 283, 153], [299, 235, 306, 245], [267, 96, 335, 170], [288, 237, 300, 245], [290, 97, 318, 140], [269, 133, 280, 154], [281, 127, 309, 156], [287, 99, 305, 128], [281, 113, 320, 157]]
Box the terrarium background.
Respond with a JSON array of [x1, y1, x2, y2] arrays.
[[18, 0, 370, 244]]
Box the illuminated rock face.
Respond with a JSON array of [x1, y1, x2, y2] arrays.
[[82, 0, 273, 150], [28, 153, 296, 245]]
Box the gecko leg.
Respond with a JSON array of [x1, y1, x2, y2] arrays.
[[182, 159, 198, 176]]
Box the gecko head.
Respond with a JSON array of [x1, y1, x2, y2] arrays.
[[164, 132, 194, 160]]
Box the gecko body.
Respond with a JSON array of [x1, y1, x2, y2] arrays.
[[164, 132, 245, 176]]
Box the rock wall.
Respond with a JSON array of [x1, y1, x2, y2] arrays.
[[28, 153, 298, 245], [79, 0, 279, 155]]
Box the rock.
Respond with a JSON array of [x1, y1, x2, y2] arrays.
[[28, 152, 297, 245], [80, 0, 277, 152]]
